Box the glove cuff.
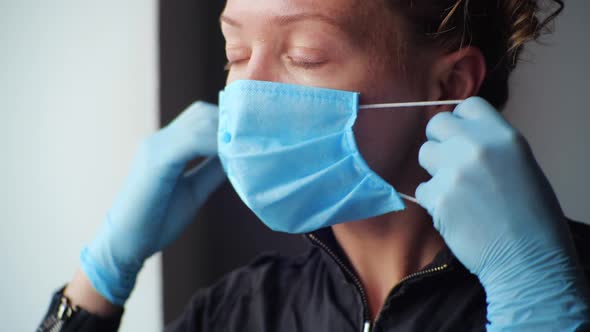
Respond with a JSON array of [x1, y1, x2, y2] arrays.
[[483, 251, 590, 330], [80, 246, 141, 306]]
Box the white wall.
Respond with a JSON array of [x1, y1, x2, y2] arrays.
[[0, 1, 162, 331], [505, 1, 590, 223]]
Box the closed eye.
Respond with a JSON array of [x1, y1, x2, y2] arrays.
[[287, 56, 327, 69]]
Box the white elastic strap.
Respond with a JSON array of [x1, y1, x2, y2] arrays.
[[183, 156, 216, 178], [398, 192, 418, 204], [358, 100, 463, 204], [359, 100, 463, 110]]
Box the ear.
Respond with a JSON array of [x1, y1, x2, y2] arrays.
[[429, 46, 486, 112]]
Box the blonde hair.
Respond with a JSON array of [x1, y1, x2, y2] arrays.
[[388, 0, 564, 108]]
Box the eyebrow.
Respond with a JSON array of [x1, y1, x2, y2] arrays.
[[220, 13, 345, 29]]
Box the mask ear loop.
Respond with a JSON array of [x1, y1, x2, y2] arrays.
[[359, 99, 464, 204], [359, 100, 464, 110], [398, 193, 418, 204]]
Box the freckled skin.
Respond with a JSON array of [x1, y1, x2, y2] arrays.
[[222, 0, 436, 188]]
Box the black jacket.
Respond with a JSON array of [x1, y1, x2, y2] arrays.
[[39, 221, 590, 332]]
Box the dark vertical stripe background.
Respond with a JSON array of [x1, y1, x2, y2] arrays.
[[158, 0, 307, 324]]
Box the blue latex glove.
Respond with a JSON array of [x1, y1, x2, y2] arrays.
[[80, 101, 226, 306], [416, 97, 590, 331]]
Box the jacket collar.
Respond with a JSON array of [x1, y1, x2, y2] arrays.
[[305, 227, 459, 283], [307, 219, 590, 285]]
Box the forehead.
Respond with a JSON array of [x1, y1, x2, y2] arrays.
[[222, 0, 365, 27], [221, 0, 388, 51]]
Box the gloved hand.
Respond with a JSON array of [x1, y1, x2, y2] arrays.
[[416, 97, 590, 331], [80, 101, 226, 306]]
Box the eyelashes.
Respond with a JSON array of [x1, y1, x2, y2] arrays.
[[286, 56, 327, 69], [224, 57, 327, 72]]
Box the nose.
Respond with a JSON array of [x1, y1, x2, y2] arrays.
[[246, 48, 278, 82]]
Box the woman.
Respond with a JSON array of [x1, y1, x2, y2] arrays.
[[38, 0, 590, 331]]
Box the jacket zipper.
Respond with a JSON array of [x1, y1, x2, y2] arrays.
[[370, 263, 450, 331], [308, 234, 449, 332], [308, 234, 372, 331], [397, 263, 449, 284]]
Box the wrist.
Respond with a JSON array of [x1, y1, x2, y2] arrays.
[[64, 269, 123, 318]]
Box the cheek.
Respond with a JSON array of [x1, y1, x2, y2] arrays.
[[352, 109, 425, 182]]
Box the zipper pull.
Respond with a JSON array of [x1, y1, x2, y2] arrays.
[[362, 320, 371, 332], [37, 296, 76, 332], [56, 296, 73, 320]]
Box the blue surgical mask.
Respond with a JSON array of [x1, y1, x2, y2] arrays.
[[218, 80, 461, 234]]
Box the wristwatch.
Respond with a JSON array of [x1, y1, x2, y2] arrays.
[[36, 286, 123, 332]]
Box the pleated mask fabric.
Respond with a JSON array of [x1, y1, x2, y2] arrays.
[[218, 80, 405, 234]]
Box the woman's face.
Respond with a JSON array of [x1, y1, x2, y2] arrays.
[[221, 0, 436, 186]]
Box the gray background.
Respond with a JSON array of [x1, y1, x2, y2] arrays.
[[504, 1, 590, 224], [1, 1, 162, 331]]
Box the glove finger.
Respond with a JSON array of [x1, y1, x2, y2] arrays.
[[415, 169, 453, 227], [183, 101, 220, 155], [425, 111, 465, 142], [184, 156, 227, 207], [418, 140, 443, 176], [163, 101, 219, 163], [158, 157, 226, 249], [415, 179, 438, 217], [453, 97, 500, 122]]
